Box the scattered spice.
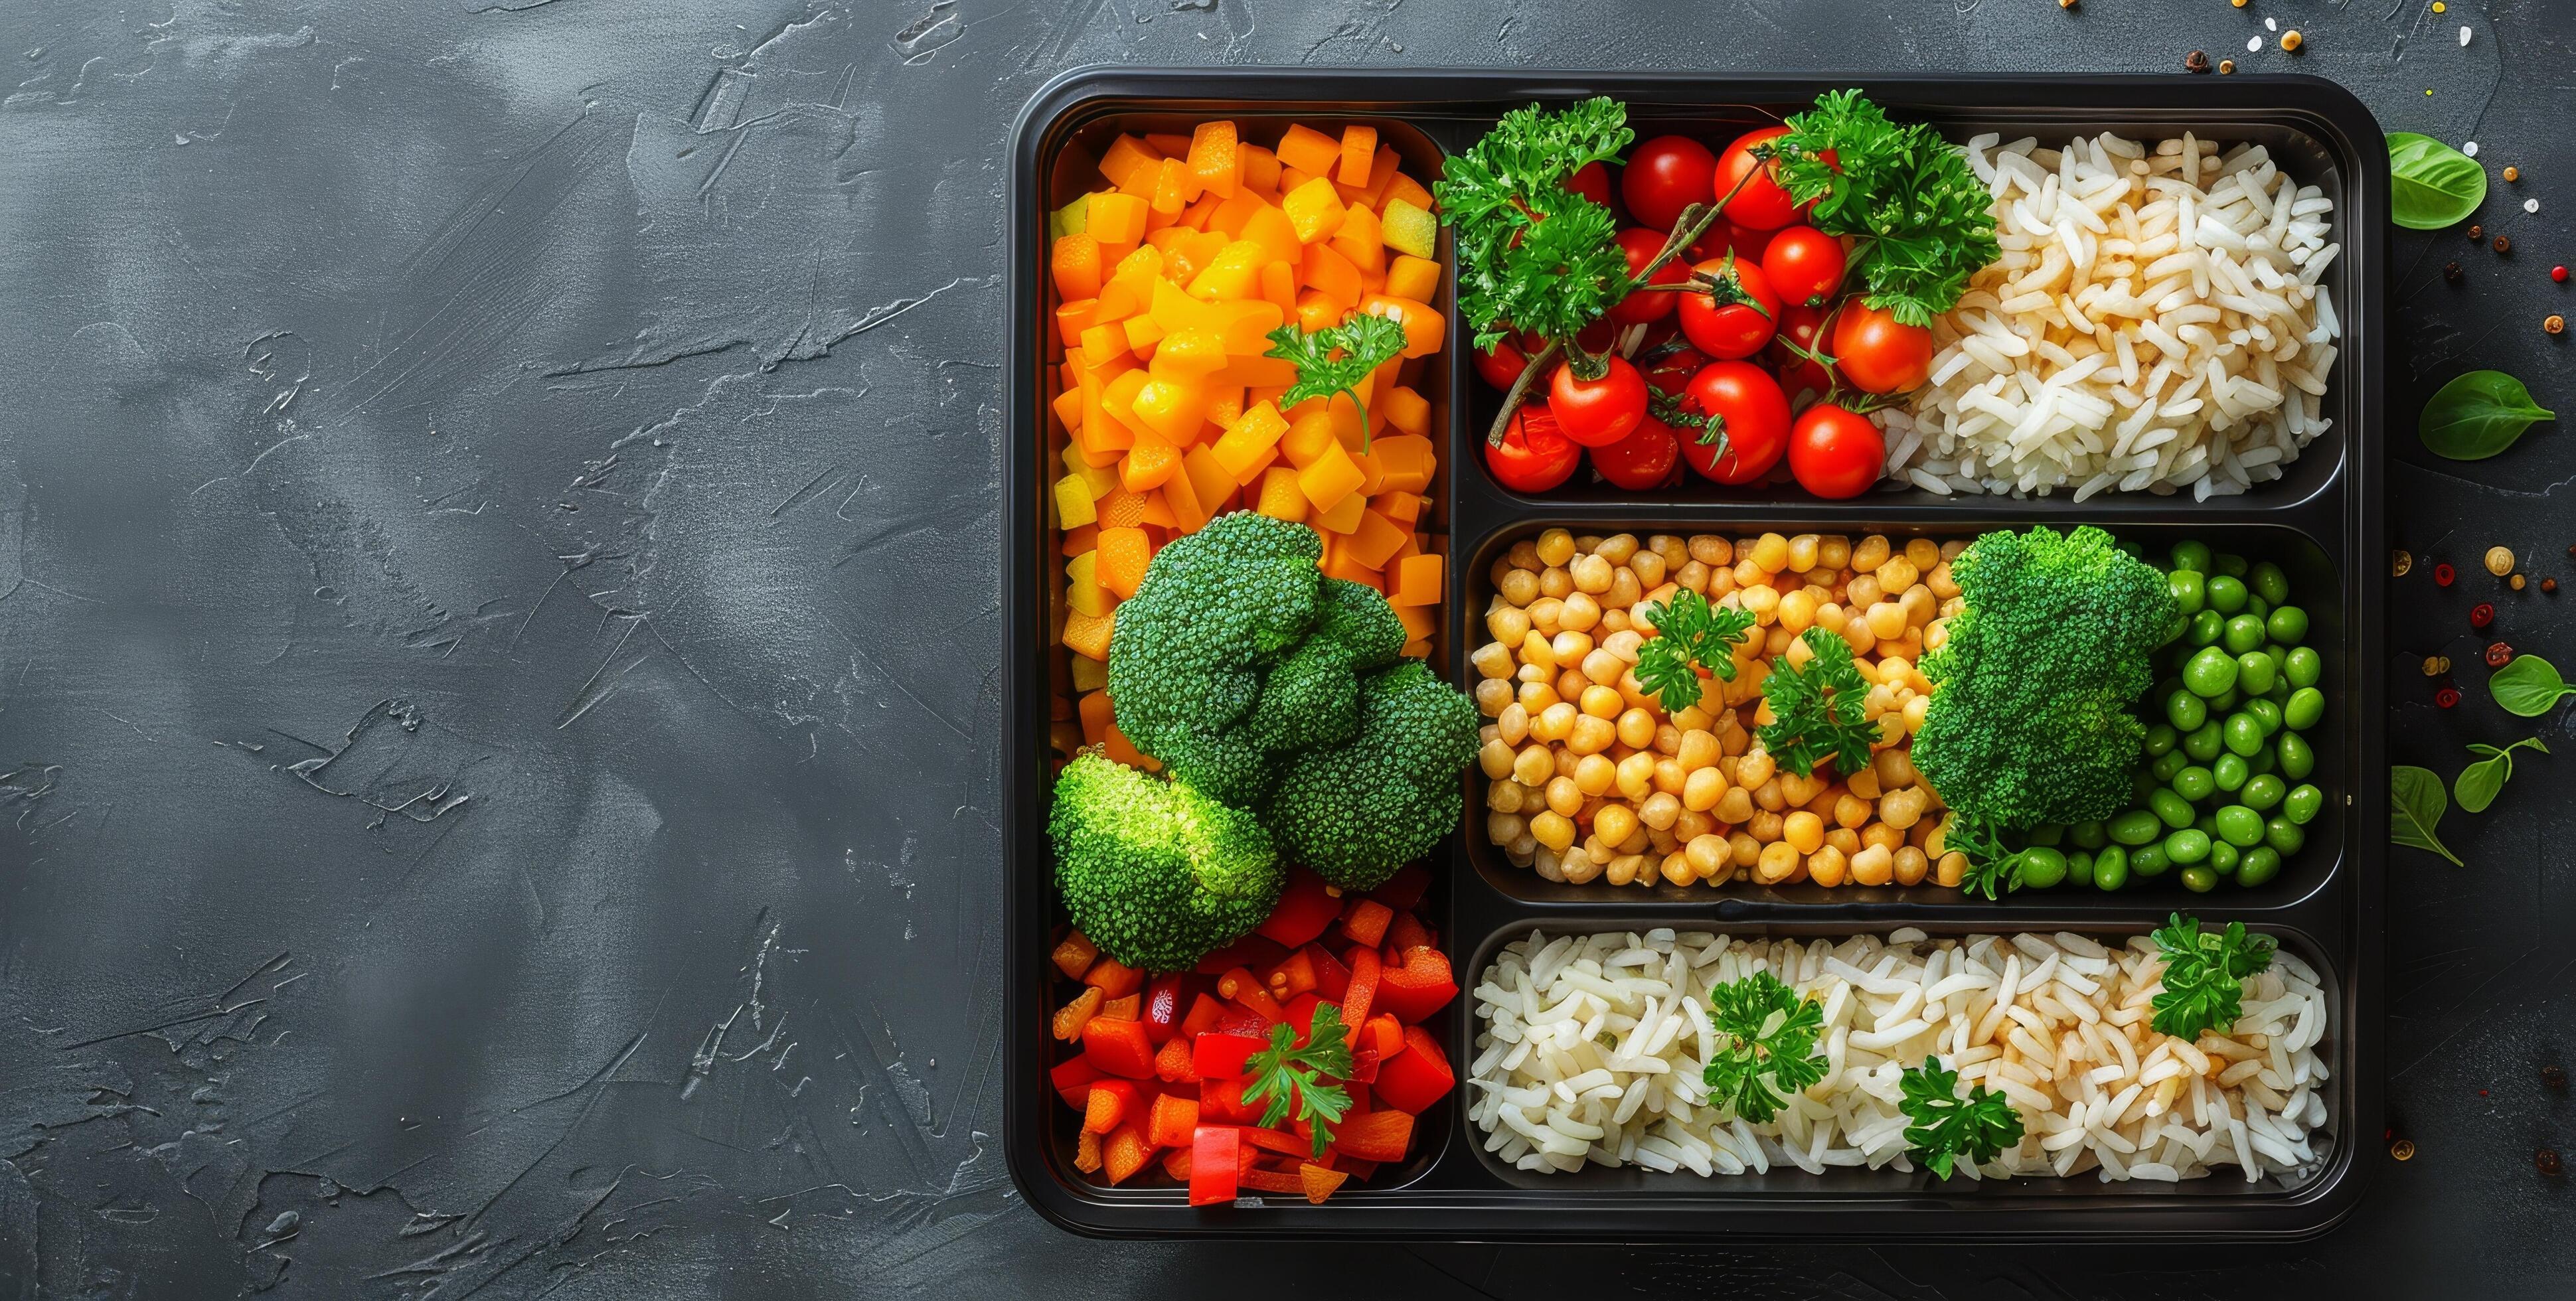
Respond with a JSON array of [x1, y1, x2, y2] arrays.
[[2469, 224, 2485, 242], [2423, 654, 2452, 676], [2435, 562, 2457, 586], [2496, 234, 2514, 254], [2435, 686, 2462, 709], [2470, 602, 2496, 629], [2546, 578, 2560, 594], [2550, 315, 2567, 336], [2487, 641, 2516, 668], [2433, 0, 2445, 9], [2392, 548, 2415, 576], [2392, 1138, 2417, 1160], [2445, 261, 2464, 283], [2281, 29, 2302, 51], [2235, 0, 2249, 7], [2184, 49, 2212, 73], [2060, 0, 2075, 8], [2504, 165, 2522, 183], [2487, 546, 2517, 576], [2541, 1148, 2565, 1178], [2512, 573, 2529, 591], [2219, 58, 2237, 74], [2545, 1064, 2567, 1091], [2555, 266, 2569, 283]]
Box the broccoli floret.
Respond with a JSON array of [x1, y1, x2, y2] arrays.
[[1914, 525, 2178, 830], [1107, 513, 1325, 806], [1246, 577, 1409, 753], [1048, 751, 1283, 970], [1266, 660, 1481, 889]]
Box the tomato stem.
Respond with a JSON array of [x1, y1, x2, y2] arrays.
[[1485, 336, 1564, 448]]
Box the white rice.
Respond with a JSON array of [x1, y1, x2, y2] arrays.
[[1468, 928, 2334, 1184], [1894, 131, 2341, 500]]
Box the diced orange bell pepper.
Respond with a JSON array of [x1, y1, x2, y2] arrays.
[[1336, 124, 1378, 185], [1082, 1015, 1156, 1080], [1084, 1080, 1137, 1135], [1330, 203, 1384, 273], [1084, 955, 1143, 998], [1130, 378, 1207, 445], [1238, 204, 1301, 268], [1052, 930, 1100, 980], [1184, 239, 1266, 301], [1099, 135, 1162, 188], [1149, 156, 1199, 215], [1273, 123, 1340, 176], [1151, 327, 1230, 378], [1095, 486, 1149, 530], [1074, 1127, 1103, 1174], [1054, 985, 1105, 1041], [1186, 119, 1240, 198], [1121, 437, 1180, 493], [1147, 1092, 1200, 1149], [1241, 143, 1281, 194], [1159, 457, 1207, 532], [1103, 1124, 1153, 1185], [1052, 232, 1103, 300], [1339, 897, 1393, 948], [1392, 553, 1443, 607], [1182, 445, 1240, 518], [1332, 1107, 1413, 1164], [1300, 242, 1362, 310], [1087, 191, 1147, 245], [1054, 297, 1101, 347], [1298, 1162, 1348, 1204], [1095, 526, 1153, 600], [1154, 1033, 1198, 1085], [1381, 173, 1435, 217], [1062, 609, 1114, 662], [1297, 440, 1366, 515], [1342, 508, 1409, 570]]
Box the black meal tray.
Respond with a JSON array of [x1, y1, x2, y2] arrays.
[[1005, 67, 2386, 1242]]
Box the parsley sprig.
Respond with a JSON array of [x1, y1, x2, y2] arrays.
[[1943, 815, 2043, 901], [1702, 972, 1828, 1124], [1263, 313, 1408, 446], [1240, 1002, 1354, 1157], [1897, 1057, 2025, 1178], [1634, 589, 1755, 714], [1757, 628, 1884, 778], [2148, 913, 2276, 1042], [1433, 97, 1635, 356], [1766, 89, 2000, 329]]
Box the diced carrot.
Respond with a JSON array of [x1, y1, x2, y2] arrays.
[[1095, 527, 1152, 599], [1340, 946, 1379, 1040], [1330, 203, 1384, 273], [1281, 177, 1346, 245], [1084, 1081, 1133, 1135], [1381, 172, 1434, 216], [1054, 297, 1101, 348], [1061, 522, 1099, 558], [1153, 1033, 1198, 1084], [1176, 191, 1223, 232], [1384, 254, 1441, 305], [1374, 490, 1423, 530], [1342, 508, 1408, 570], [1336, 124, 1378, 185], [1149, 157, 1198, 215], [1054, 985, 1105, 1041], [1147, 1093, 1201, 1149], [1074, 1127, 1103, 1174], [1095, 487, 1149, 530], [1350, 147, 1403, 210], [1085, 955, 1143, 999], [1361, 292, 1444, 358], [1393, 603, 1433, 643], [1340, 897, 1393, 948], [1253, 467, 1307, 522], [1309, 487, 1368, 538], [1180, 992, 1226, 1039], [1216, 967, 1285, 1023], [1099, 135, 1161, 187], [1119, 437, 1180, 493], [1161, 1145, 1194, 1182], [1269, 947, 1319, 1000], [1238, 1166, 1307, 1196], [1332, 1107, 1413, 1164], [1187, 119, 1240, 198], [1050, 388, 1087, 441], [1052, 931, 1099, 980], [1099, 994, 1140, 1021], [1238, 204, 1301, 268], [1240, 142, 1281, 194], [1052, 232, 1103, 300], [1103, 1124, 1152, 1184], [1135, 491, 1177, 530], [1061, 609, 1113, 662], [1299, 1162, 1348, 1203], [1301, 242, 1362, 309], [1160, 457, 1207, 532], [1238, 1126, 1313, 1158], [1087, 191, 1147, 245], [1273, 123, 1340, 176]]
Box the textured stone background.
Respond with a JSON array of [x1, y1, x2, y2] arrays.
[[1, 0, 2567, 1295]]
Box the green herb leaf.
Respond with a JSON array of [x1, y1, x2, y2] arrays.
[[2387, 132, 2488, 230], [2489, 654, 2576, 718], [1896, 1057, 2024, 1178], [1770, 89, 2000, 327], [1240, 1002, 1354, 1157], [2419, 370, 2555, 461], [1758, 627, 1884, 778], [2391, 765, 2464, 865], [2148, 913, 2276, 1041], [1702, 972, 1828, 1124], [1943, 814, 2030, 901], [1633, 589, 1755, 714], [2455, 737, 2547, 814], [1434, 98, 1637, 352], [1265, 313, 1409, 442]]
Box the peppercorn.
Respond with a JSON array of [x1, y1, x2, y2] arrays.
[[2550, 315, 2567, 336], [2423, 654, 2452, 676], [2541, 1149, 2564, 1178], [2435, 562, 2456, 586], [2392, 549, 2415, 576], [2185, 49, 2212, 73], [2392, 1138, 2417, 1160], [2546, 1064, 2567, 1091], [2219, 58, 2237, 74], [2496, 234, 2514, 254], [2487, 546, 2516, 575], [2556, 266, 2571, 283], [2546, 578, 2561, 594], [2471, 602, 2496, 629], [2512, 573, 2529, 590], [2281, 29, 2303, 51], [2505, 165, 2522, 183], [2488, 641, 2516, 667], [2435, 686, 2461, 709], [2469, 224, 2484, 242], [2444, 261, 2464, 282]]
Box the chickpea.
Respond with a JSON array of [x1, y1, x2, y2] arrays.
[[1833, 793, 1872, 830], [1682, 766, 1727, 812], [1689, 534, 1731, 566], [1736, 747, 1776, 788], [1861, 822, 1905, 854], [1554, 667, 1591, 702], [1471, 641, 1514, 680], [1685, 833, 1730, 879], [1755, 840, 1801, 883], [1852, 534, 1892, 572], [1892, 846, 1929, 886], [1593, 802, 1638, 846], [1751, 777, 1786, 812], [1675, 729, 1720, 771], [1617, 708, 1657, 750], [1497, 702, 1531, 745], [1848, 843, 1893, 886], [1823, 827, 1860, 857], [1779, 588, 1818, 633], [1615, 751, 1658, 801], [1474, 677, 1514, 718], [1900, 694, 1931, 733], [1872, 747, 1917, 789], [1537, 568, 1573, 602], [1674, 809, 1715, 842], [1879, 785, 1928, 830], [1740, 583, 1781, 620], [1638, 791, 1682, 831], [1747, 808, 1785, 843], [1573, 753, 1618, 797], [1477, 738, 1516, 779], [1674, 559, 1712, 594], [1531, 701, 1575, 743], [1511, 744, 1554, 787], [1567, 554, 1612, 595], [1559, 591, 1601, 633], [1534, 528, 1576, 567], [1490, 779, 1530, 814], [1903, 537, 1941, 572], [1899, 585, 1937, 628], [1603, 854, 1643, 887], [1488, 811, 1528, 846], [1651, 757, 1688, 797], [1749, 532, 1789, 573], [1567, 715, 1617, 756], [1552, 630, 1595, 666], [1489, 603, 1534, 646], [1508, 541, 1544, 570], [1577, 684, 1623, 720], [1729, 831, 1762, 867], [1559, 850, 1602, 884], [1630, 550, 1667, 589], [1783, 810, 1825, 853], [1542, 775, 1582, 817], [1876, 556, 1919, 593], [1517, 680, 1560, 712], [1817, 535, 1852, 570], [1601, 608, 1631, 635], [1807, 844, 1849, 887], [1927, 560, 1959, 599], [1530, 810, 1577, 851], [1935, 850, 1967, 888]]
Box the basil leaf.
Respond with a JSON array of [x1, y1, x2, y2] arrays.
[[2420, 370, 2556, 461], [2391, 765, 2462, 865], [2455, 737, 2547, 814], [2388, 132, 2488, 230], [2490, 654, 2576, 718]]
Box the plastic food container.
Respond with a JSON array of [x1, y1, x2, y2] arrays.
[[1006, 68, 2385, 1241]]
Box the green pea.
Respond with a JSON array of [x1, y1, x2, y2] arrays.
[[2167, 690, 2208, 731], [2189, 609, 2226, 647], [2236, 651, 2278, 696], [2282, 687, 2324, 731], [2266, 605, 2308, 644], [2184, 647, 2239, 697], [2284, 646, 2322, 688], [2222, 615, 2268, 656], [2094, 844, 2131, 889], [2249, 745, 2279, 775], [2109, 810, 2164, 846], [2235, 846, 2282, 887], [2170, 541, 2213, 574], [2070, 820, 2108, 850], [2212, 753, 2249, 792], [2210, 686, 2240, 713], [2028, 823, 2065, 847], [2245, 697, 2284, 735], [2242, 774, 2286, 812], [2245, 593, 2271, 621], [2068, 850, 2098, 889], [2223, 712, 2266, 757], [2144, 724, 2178, 757], [2250, 560, 2290, 605], [2215, 552, 2249, 578], [2180, 864, 2220, 893], [2279, 731, 2315, 781], [2206, 574, 2247, 614], [2149, 789, 2197, 829], [2168, 569, 2206, 615], [2214, 804, 2266, 847], [2131, 843, 2172, 877], [2182, 721, 2225, 763], [2266, 643, 2290, 672], [2283, 783, 2324, 826], [2208, 840, 2239, 874], [2171, 765, 2215, 801], [2164, 828, 2212, 864], [2265, 816, 2306, 856], [2018, 846, 2069, 889]]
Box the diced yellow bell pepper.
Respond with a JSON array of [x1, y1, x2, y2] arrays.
[[1049, 193, 1091, 240], [1129, 378, 1206, 444], [1064, 443, 1118, 497], [1054, 473, 1099, 528], [1070, 653, 1109, 692], [1297, 439, 1366, 516], [1281, 177, 1347, 246], [1062, 609, 1115, 662], [1067, 550, 1111, 616], [1254, 466, 1307, 522], [1185, 239, 1267, 301], [1384, 254, 1441, 304], [1381, 198, 1437, 260]]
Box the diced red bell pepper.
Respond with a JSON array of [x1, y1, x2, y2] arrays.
[[1216, 967, 1286, 1023], [1194, 933, 1289, 976], [1153, 1035, 1199, 1084], [1375, 946, 1457, 1024], [1372, 1025, 1453, 1114], [1339, 897, 1394, 949], [1336, 1156, 1380, 1182], [1340, 946, 1380, 1039], [1283, 992, 1324, 1043], [1239, 1126, 1314, 1158], [1084, 955, 1143, 999], [1306, 944, 1352, 1002], [1214, 1005, 1271, 1039], [1051, 931, 1099, 980], [1051, 1056, 1105, 1110], [1384, 911, 1434, 956], [1348, 1043, 1381, 1085], [1082, 1015, 1157, 1079], [1267, 948, 1319, 1000], [1188, 1126, 1240, 1205], [1366, 862, 1429, 911], [1255, 868, 1342, 948], [1103, 1124, 1152, 1184], [1147, 1092, 1200, 1148], [1178, 992, 1226, 1039], [1200, 1075, 1257, 1125], [1332, 1107, 1413, 1164], [1190, 1030, 1265, 1080], [1143, 974, 1189, 1045], [1083, 1079, 1139, 1134]]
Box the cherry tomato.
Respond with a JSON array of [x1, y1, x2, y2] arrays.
[[1769, 304, 1834, 400], [1607, 227, 1688, 325], [1622, 135, 1717, 232], [1675, 256, 1780, 360], [1475, 337, 1529, 392], [1787, 402, 1887, 498], [1592, 418, 1681, 491], [1691, 220, 1779, 268], [1714, 125, 1811, 230], [1678, 361, 1791, 485], [1636, 338, 1709, 396], [1564, 160, 1615, 212], [1485, 403, 1583, 493], [1830, 302, 1935, 394], [1760, 225, 1846, 309], [1549, 354, 1649, 448]]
